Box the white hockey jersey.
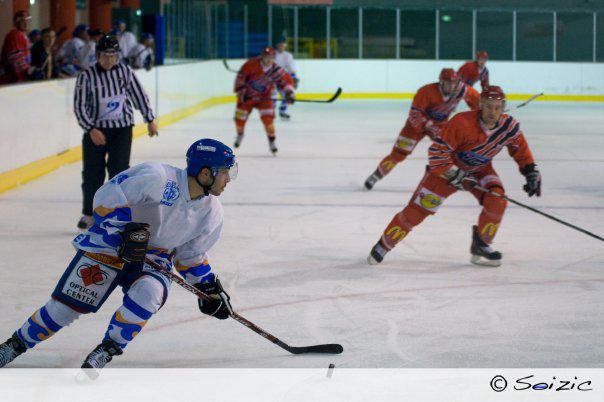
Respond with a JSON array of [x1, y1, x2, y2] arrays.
[[275, 50, 296, 75], [73, 162, 223, 284]]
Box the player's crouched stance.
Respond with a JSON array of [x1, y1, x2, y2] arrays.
[[368, 86, 542, 267], [0, 139, 238, 375]]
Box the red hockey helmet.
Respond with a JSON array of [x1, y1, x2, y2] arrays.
[[476, 50, 489, 60], [13, 10, 31, 24], [262, 46, 276, 57], [481, 85, 505, 102], [439, 68, 458, 82]]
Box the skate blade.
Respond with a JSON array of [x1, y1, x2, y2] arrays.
[[470, 255, 501, 267], [77, 368, 100, 382], [367, 255, 381, 265]]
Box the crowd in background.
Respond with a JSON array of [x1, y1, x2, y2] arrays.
[[0, 11, 155, 86]]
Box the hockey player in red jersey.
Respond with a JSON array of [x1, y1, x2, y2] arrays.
[[458, 50, 490, 90], [234, 47, 295, 155], [364, 68, 480, 190], [367, 86, 541, 267]]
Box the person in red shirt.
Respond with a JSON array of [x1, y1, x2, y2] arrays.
[[367, 86, 542, 267], [364, 68, 480, 190], [0, 11, 31, 84], [234, 47, 295, 155], [458, 50, 490, 90]]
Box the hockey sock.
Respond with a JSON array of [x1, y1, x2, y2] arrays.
[[103, 276, 164, 349], [477, 189, 507, 244], [16, 299, 81, 348], [381, 205, 430, 249], [377, 150, 408, 177]]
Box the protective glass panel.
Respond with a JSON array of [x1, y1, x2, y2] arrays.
[[400, 10, 435, 59], [476, 11, 513, 60], [556, 12, 594, 62], [439, 10, 473, 60], [363, 9, 396, 59], [331, 8, 359, 58], [298, 7, 327, 59], [517, 12, 554, 61]]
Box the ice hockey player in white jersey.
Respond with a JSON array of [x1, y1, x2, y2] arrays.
[[274, 36, 298, 120], [0, 139, 238, 373]]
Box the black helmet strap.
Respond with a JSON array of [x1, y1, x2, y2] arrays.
[[193, 166, 215, 197]]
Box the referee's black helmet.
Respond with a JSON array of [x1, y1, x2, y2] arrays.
[[97, 35, 120, 53]]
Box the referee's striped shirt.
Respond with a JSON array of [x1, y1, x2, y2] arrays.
[[74, 62, 155, 131]]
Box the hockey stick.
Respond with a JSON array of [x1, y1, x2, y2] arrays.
[[506, 92, 544, 112], [222, 59, 238, 73], [252, 87, 342, 104], [474, 185, 604, 242], [144, 257, 344, 355]]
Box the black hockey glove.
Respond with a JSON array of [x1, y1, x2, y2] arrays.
[[118, 222, 150, 263], [194, 276, 232, 320], [521, 163, 541, 197], [285, 90, 295, 105], [447, 168, 478, 191], [293, 76, 300, 89]]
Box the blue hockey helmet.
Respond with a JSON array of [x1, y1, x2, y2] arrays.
[[186, 139, 237, 180]]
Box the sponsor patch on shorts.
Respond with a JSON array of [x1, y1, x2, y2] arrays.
[[60, 256, 119, 307], [414, 187, 444, 212]]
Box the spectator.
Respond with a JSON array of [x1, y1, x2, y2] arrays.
[[0, 11, 31, 84], [128, 33, 154, 70], [28, 29, 41, 48], [29, 28, 58, 80], [78, 28, 104, 71], [58, 24, 89, 76], [114, 19, 137, 61]]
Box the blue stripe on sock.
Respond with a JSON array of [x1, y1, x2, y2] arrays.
[[39, 307, 62, 333], [17, 328, 34, 348], [123, 294, 152, 320]]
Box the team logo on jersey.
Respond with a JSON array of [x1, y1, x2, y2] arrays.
[[481, 223, 500, 238], [415, 188, 443, 212], [458, 151, 491, 166], [110, 174, 129, 185], [76, 263, 110, 286], [385, 226, 407, 243], [161, 180, 180, 206]]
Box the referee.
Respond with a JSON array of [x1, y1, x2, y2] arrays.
[[74, 35, 158, 229]]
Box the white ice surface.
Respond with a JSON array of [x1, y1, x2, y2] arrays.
[[0, 100, 602, 368]]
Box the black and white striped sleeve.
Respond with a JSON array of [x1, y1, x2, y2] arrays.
[[126, 66, 155, 123], [73, 70, 95, 131]]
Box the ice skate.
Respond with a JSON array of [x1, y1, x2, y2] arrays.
[[0, 333, 27, 368], [77, 215, 94, 230], [364, 169, 383, 190], [367, 240, 389, 265], [279, 111, 290, 120], [81, 339, 123, 379], [268, 138, 278, 155], [470, 225, 502, 267], [234, 134, 244, 149]]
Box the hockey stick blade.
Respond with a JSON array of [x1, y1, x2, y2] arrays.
[[284, 343, 344, 355], [252, 87, 343, 104]]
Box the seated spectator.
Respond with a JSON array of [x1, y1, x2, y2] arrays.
[[78, 28, 104, 70], [114, 19, 137, 61], [128, 33, 154, 70], [0, 11, 31, 84], [29, 28, 58, 80], [57, 24, 89, 76], [29, 29, 41, 48]]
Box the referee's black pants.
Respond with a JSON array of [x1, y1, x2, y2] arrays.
[[81, 126, 133, 216]]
